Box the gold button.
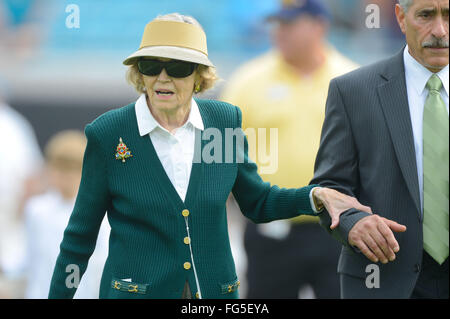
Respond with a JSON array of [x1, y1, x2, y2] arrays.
[[183, 262, 191, 270], [182, 209, 190, 217], [195, 292, 199, 299], [183, 237, 191, 245]]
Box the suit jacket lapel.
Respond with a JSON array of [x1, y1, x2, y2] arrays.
[[377, 49, 422, 220]]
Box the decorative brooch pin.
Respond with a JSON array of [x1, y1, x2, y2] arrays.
[[115, 137, 133, 162]]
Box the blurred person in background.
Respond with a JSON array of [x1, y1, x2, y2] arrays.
[[24, 130, 109, 299], [0, 77, 44, 298], [47, 12, 371, 299], [311, 0, 448, 298], [0, 0, 48, 299], [221, 0, 359, 298]]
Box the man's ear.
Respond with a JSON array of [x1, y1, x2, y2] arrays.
[[395, 4, 407, 34]]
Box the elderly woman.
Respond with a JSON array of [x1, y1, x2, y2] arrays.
[[48, 13, 370, 299]]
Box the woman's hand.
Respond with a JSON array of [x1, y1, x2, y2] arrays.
[[312, 187, 372, 229]]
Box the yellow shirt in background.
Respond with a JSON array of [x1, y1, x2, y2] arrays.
[[221, 46, 358, 223]]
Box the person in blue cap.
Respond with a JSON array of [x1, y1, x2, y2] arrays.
[[266, 0, 331, 21]]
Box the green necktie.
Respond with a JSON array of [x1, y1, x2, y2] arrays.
[[423, 74, 449, 265]]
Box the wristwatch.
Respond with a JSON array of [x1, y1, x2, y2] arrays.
[[312, 187, 324, 212]]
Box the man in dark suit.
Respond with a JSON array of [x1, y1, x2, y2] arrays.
[[311, 0, 448, 298]]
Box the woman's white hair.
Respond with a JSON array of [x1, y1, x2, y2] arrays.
[[154, 12, 205, 31], [398, 0, 414, 12]]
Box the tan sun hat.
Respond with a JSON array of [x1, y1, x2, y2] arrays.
[[123, 19, 214, 67]]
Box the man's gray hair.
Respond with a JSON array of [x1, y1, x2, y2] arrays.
[[398, 0, 414, 12]]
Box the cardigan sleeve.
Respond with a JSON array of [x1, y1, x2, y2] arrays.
[[231, 106, 317, 223], [48, 123, 110, 299]]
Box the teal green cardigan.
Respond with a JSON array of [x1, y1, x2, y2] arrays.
[[48, 99, 318, 299]]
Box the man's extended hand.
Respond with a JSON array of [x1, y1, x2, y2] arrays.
[[348, 215, 407, 264]]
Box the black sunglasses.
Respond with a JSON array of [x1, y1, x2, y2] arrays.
[[137, 59, 197, 78]]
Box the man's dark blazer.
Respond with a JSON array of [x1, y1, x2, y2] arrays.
[[311, 48, 424, 298]]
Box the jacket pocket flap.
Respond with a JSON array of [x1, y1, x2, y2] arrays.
[[111, 278, 149, 294], [220, 278, 240, 294]]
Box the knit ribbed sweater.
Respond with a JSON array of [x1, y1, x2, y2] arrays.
[[48, 99, 317, 299]]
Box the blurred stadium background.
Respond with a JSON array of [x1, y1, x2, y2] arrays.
[[1, 0, 404, 150]]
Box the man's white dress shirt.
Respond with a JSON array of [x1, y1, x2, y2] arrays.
[[403, 46, 449, 213]]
